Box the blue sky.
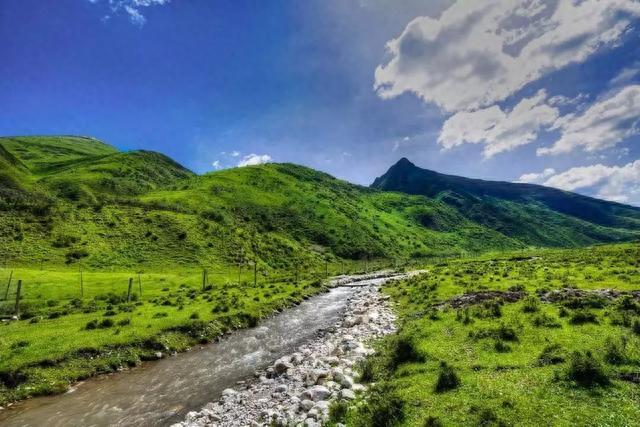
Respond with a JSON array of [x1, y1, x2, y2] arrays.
[[1, 0, 640, 204]]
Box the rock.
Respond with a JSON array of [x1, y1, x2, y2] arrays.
[[274, 357, 293, 375], [301, 385, 331, 402], [340, 389, 356, 400], [300, 399, 315, 411], [275, 384, 288, 393], [221, 388, 236, 397], [339, 375, 354, 389], [154, 351, 164, 359], [352, 383, 366, 393]]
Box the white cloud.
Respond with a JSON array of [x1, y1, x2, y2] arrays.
[[610, 63, 640, 87], [88, 0, 171, 25], [375, 0, 640, 113], [212, 160, 222, 170], [516, 167, 556, 184], [237, 154, 273, 167], [543, 161, 640, 204], [230, 151, 241, 157], [538, 85, 640, 155], [438, 90, 559, 157]]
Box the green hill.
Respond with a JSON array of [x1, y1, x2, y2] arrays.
[[1, 137, 638, 270], [372, 158, 640, 246]]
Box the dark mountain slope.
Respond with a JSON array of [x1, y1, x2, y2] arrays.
[[372, 158, 640, 245]]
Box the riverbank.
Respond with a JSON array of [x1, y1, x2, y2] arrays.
[[175, 277, 400, 427]]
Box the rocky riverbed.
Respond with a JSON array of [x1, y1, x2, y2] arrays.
[[174, 282, 398, 427]]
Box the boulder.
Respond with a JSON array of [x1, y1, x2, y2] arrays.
[[301, 385, 331, 402]]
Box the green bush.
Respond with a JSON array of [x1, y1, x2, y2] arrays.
[[355, 385, 404, 427], [569, 310, 598, 325], [604, 338, 626, 365], [388, 335, 424, 370], [537, 344, 565, 366], [521, 296, 540, 313], [434, 362, 460, 393], [566, 351, 609, 387]]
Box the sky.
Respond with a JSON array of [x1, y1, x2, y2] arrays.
[[1, 0, 640, 204]]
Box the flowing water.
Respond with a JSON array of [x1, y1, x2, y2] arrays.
[[0, 276, 395, 427]]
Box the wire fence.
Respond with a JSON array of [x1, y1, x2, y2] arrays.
[[0, 257, 436, 318]]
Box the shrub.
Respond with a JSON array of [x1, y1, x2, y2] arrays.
[[117, 318, 131, 326], [493, 340, 511, 353], [99, 319, 114, 328], [356, 385, 404, 427], [566, 351, 609, 387], [604, 338, 626, 365], [569, 310, 598, 325], [470, 324, 519, 342], [434, 362, 460, 393], [522, 296, 540, 313], [190, 312, 200, 320], [328, 401, 349, 424], [388, 335, 424, 370], [423, 416, 443, 427], [85, 319, 98, 330], [632, 319, 640, 335], [537, 344, 565, 366], [531, 313, 561, 328]]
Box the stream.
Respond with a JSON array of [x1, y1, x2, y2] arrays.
[[0, 274, 399, 427]]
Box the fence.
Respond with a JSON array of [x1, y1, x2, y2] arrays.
[[0, 256, 431, 317]]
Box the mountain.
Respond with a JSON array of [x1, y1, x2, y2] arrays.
[[0, 136, 517, 269], [1, 137, 637, 270], [372, 158, 640, 246]]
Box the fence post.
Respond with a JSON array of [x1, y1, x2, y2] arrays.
[[253, 260, 257, 287], [138, 273, 142, 296], [202, 269, 207, 291], [127, 277, 133, 302], [14, 280, 21, 316], [4, 270, 12, 300], [79, 265, 84, 298]]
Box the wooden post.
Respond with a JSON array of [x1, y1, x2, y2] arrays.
[[138, 273, 142, 296], [127, 278, 133, 302], [14, 280, 21, 316], [4, 270, 12, 301], [253, 259, 257, 287], [79, 266, 84, 298], [202, 269, 208, 291]]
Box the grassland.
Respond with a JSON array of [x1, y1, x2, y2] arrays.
[[336, 243, 640, 427], [0, 264, 344, 405], [2, 136, 640, 412]]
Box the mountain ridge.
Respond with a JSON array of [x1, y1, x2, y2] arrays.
[[1, 136, 638, 269]]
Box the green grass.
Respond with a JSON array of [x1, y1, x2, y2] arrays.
[[0, 264, 334, 404], [339, 243, 640, 427]]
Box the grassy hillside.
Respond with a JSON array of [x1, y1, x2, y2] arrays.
[[372, 158, 640, 246], [338, 243, 640, 426], [2, 137, 639, 271], [0, 136, 525, 270]]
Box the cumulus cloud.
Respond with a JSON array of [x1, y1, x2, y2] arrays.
[[375, 0, 640, 113], [212, 160, 222, 170], [237, 154, 273, 167], [538, 85, 640, 155], [543, 161, 640, 204], [88, 0, 171, 25], [438, 90, 559, 157], [517, 167, 556, 184]]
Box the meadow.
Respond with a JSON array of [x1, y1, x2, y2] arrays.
[[0, 259, 393, 405], [334, 243, 640, 427]]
